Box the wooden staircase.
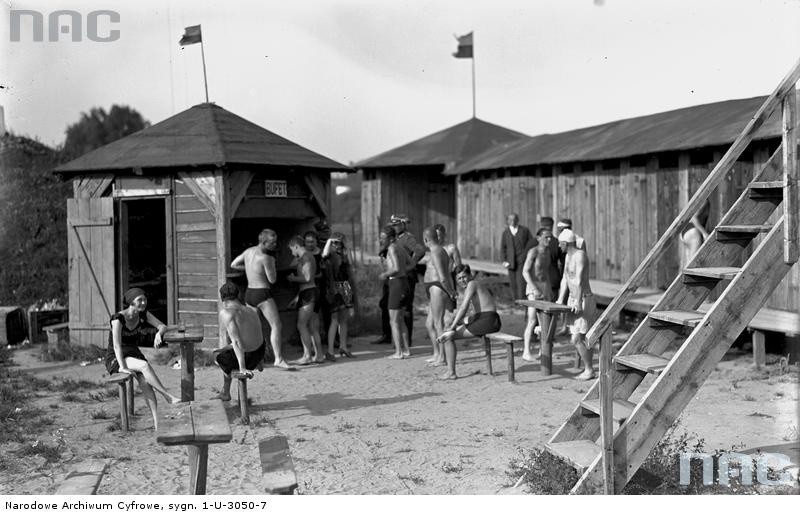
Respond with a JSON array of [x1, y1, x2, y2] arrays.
[[544, 59, 800, 494]]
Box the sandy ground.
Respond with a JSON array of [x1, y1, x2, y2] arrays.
[[1, 306, 798, 495]]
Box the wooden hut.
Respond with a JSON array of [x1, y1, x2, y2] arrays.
[[357, 118, 526, 254], [449, 95, 798, 313], [54, 103, 348, 347]]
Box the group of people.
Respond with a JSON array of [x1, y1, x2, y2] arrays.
[[374, 215, 502, 379], [501, 213, 597, 380], [104, 226, 358, 429]]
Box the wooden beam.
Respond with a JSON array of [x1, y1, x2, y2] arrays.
[[215, 169, 230, 345], [303, 173, 330, 219], [752, 329, 766, 369], [783, 91, 798, 263], [598, 328, 614, 495], [584, 58, 800, 350], [229, 170, 255, 215], [179, 172, 217, 217]]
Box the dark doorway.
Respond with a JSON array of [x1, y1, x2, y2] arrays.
[[118, 198, 169, 322]]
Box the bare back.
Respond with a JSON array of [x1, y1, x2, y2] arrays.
[[386, 242, 409, 278], [424, 245, 449, 283], [220, 303, 263, 353], [467, 280, 497, 314], [243, 246, 274, 289]]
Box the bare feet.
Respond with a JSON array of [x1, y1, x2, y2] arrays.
[[386, 354, 404, 359], [427, 360, 445, 367], [274, 360, 293, 369], [576, 369, 595, 381], [293, 357, 313, 366], [213, 393, 232, 401], [425, 356, 438, 363], [522, 353, 535, 362], [440, 372, 457, 380], [402, 350, 411, 358]]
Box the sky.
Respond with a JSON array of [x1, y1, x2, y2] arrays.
[[2, 0, 800, 165]]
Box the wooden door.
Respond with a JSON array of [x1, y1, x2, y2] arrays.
[[67, 197, 115, 347]]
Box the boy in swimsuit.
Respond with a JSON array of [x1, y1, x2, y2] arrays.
[[422, 226, 457, 366], [230, 229, 289, 369], [379, 225, 411, 359], [288, 235, 323, 364], [214, 283, 266, 401], [522, 228, 554, 361], [436, 264, 501, 380]]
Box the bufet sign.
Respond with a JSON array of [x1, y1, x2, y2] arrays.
[[264, 180, 287, 198]]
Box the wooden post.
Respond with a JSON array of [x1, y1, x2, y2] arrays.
[[483, 336, 493, 376], [126, 375, 134, 416], [599, 328, 614, 495], [181, 341, 195, 402], [118, 382, 129, 432], [783, 91, 798, 264], [539, 311, 557, 375], [506, 341, 516, 382], [188, 444, 209, 495], [236, 376, 250, 425], [215, 169, 230, 344], [752, 330, 766, 369]]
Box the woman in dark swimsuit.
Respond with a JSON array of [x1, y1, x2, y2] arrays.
[[106, 287, 181, 430], [323, 233, 357, 359]]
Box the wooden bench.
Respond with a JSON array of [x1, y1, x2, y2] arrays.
[[163, 326, 204, 402], [259, 435, 298, 494], [157, 399, 232, 495], [482, 332, 523, 382], [42, 321, 69, 345], [231, 370, 254, 424], [105, 372, 136, 432], [54, 459, 109, 494]]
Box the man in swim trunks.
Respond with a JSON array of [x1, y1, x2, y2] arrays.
[[422, 226, 457, 366], [436, 264, 501, 380], [379, 225, 411, 359], [214, 282, 266, 401], [230, 228, 289, 369], [390, 214, 425, 346], [522, 227, 554, 361], [557, 228, 598, 380], [288, 235, 324, 364]]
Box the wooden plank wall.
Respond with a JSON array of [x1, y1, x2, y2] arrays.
[[456, 139, 795, 311], [174, 178, 219, 341], [360, 172, 381, 255]]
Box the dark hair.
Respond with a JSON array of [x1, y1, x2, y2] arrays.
[[433, 223, 446, 234], [423, 226, 439, 243], [541, 216, 554, 226], [381, 225, 396, 240], [288, 235, 305, 248], [537, 227, 552, 237], [303, 230, 317, 240], [219, 282, 239, 302], [122, 287, 146, 309], [454, 264, 472, 277]]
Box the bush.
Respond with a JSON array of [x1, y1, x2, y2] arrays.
[[507, 447, 580, 494], [40, 341, 105, 363]]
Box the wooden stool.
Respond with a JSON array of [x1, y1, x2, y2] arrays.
[[485, 332, 524, 382], [231, 371, 253, 424], [105, 372, 135, 432]]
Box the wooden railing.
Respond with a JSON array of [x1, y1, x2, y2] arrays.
[[585, 57, 800, 350]]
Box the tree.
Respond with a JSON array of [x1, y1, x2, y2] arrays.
[[62, 105, 149, 160]]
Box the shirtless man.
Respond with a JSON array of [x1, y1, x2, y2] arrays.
[[556, 228, 598, 380], [214, 283, 265, 401], [522, 228, 554, 361], [288, 235, 323, 365], [437, 264, 501, 380], [423, 227, 457, 366], [680, 213, 709, 269], [230, 229, 289, 369], [379, 226, 411, 359]]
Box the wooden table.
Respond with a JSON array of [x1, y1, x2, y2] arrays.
[[516, 299, 574, 375], [164, 327, 204, 402], [156, 399, 232, 495]]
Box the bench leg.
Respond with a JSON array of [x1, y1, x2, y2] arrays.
[[118, 382, 129, 432], [188, 444, 209, 495], [753, 330, 766, 369], [127, 376, 135, 416], [506, 342, 516, 382], [483, 337, 493, 376], [238, 378, 250, 425], [540, 312, 557, 376]]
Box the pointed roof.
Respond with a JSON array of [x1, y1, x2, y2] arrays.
[[55, 103, 348, 175], [448, 95, 789, 175], [355, 117, 527, 169]]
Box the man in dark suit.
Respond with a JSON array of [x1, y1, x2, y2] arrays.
[[500, 213, 534, 301]]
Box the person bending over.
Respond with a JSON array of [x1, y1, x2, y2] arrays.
[[436, 265, 501, 380], [214, 282, 266, 401]]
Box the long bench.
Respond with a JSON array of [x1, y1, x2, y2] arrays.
[[463, 257, 799, 368]]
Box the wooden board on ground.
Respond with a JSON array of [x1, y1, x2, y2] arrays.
[[259, 435, 298, 494], [54, 459, 109, 495]]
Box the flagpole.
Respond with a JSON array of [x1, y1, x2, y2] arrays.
[[471, 53, 476, 118], [199, 38, 209, 103]]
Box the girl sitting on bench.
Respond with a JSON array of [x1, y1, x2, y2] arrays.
[[105, 288, 181, 430]]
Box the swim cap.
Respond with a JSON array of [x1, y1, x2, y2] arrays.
[[557, 229, 576, 243]]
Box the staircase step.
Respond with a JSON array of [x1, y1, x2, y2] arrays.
[[649, 309, 705, 327], [748, 181, 784, 199], [683, 266, 741, 280], [545, 440, 600, 473], [614, 353, 670, 374], [579, 398, 637, 422], [715, 224, 773, 242]]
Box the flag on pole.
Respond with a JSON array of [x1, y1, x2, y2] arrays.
[[179, 25, 202, 46], [453, 32, 473, 59]]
